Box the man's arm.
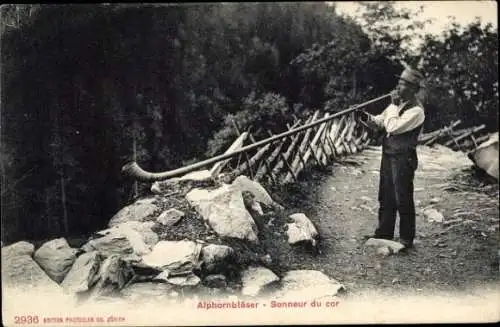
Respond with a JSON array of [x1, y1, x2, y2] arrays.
[[383, 105, 425, 135]]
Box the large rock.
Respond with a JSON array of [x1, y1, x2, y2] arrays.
[[286, 213, 319, 246], [141, 240, 203, 276], [231, 175, 284, 210], [469, 132, 499, 179], [88, 255, 134, 299], [1, 241, 34, 257], [364, 238, 405, 253], [157, 208, 185, 227], [61, 251, 102, 293], [33, 238, 78, 283], [82, 224, 151, 257], [2, 242, 62, 294], [241, 266, 279, 297], [116, 221, 159, 248], [186, 184, 259, 243], [108, 197, 159, 227], [200, 244, 235, 274], [273, 270, 345, 300]]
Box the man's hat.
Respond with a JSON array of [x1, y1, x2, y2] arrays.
[[398, 63, 424, 87]]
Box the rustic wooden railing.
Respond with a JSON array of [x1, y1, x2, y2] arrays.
[[122, 93, 391, 184]]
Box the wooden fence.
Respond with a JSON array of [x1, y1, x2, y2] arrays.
[[207, 110, 369, 185]]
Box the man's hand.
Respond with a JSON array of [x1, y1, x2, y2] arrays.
[[358, 110, 382, 131]]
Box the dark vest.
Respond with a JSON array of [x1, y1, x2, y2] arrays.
[[382, 102, 423, 154]]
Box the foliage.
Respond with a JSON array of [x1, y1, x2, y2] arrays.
[[206, 92, 292, 156], [419, 21, 498, 130]]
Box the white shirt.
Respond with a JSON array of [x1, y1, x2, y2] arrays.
[[370, 101, 425, 136]]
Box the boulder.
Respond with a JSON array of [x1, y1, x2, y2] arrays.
[[33, 238, 78, 283], [286, 213, 319, 246], [273, 270, 345, 300], [88, 255, 134, 299], [468, 132, 499, 180], [200, 244, 235, 274], [1, 241, 34, 257], [2, 243, 62, 294], [61, 251, 102, 293], [141, 240, 203, 275], [202, 274, 227, 289], [423, 208, 445, 223], [157, 208, 185, 227], [108, 197, 158, 227], [364, 238, 405, 253], [241, 266, 279, 297], [115, 221, 159, 248], [82, 230, 138, 257], [231, 175, 284, 210], [186, 184, 259, 243]]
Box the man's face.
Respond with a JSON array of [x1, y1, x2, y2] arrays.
[[396, 79, 418, 100]]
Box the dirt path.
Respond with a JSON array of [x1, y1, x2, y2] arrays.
[[270, 145, 499, 299]]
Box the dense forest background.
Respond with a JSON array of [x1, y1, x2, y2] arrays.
[[1, 3, 498, 243]]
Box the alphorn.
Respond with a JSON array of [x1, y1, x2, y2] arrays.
[[123, 93, 391, 182]]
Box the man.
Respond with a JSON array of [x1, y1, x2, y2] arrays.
[[361, 65, 425, 249]]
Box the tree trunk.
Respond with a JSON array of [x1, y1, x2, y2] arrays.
[[60, 172, 68, 235]]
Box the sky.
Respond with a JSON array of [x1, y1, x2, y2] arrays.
[[334, 1, 497, 35]]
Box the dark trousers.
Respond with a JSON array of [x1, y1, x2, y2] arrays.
[[375, 151, 418, 243]]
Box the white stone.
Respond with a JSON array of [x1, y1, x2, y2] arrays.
[[241, 266, 279, 297], [423, 208, 445, 223], [88, 255, 134, 299], [273, 270, 344, 300], [365, 238, 405, 253], [186, 184, 259, 243], [141, 240, 203, 275], [114, 221, 159, 248], [33, 238, 78, 283], [2, 244, 62, 294], [1, 241, 34, 257], [157, 208, 185, 227], [82, 230, 137, 257], [286, 213, 319, 246], [61, 251, 102, 293], [108, 197, 158, 227]]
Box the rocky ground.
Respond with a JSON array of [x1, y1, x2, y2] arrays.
[[2, 144, 499, 324], [269, 145, 499, 298]]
